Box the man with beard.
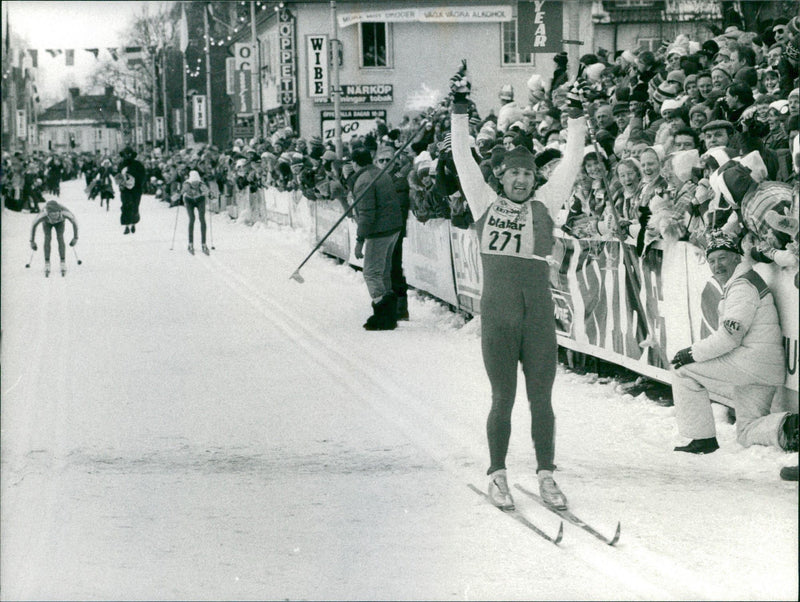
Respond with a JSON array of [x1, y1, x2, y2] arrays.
[[118, 146, 146, 235]]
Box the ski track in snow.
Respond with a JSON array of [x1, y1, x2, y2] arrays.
[[1, 180, 797, 601]]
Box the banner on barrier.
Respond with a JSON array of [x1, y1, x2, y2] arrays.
[[404, 217, 458, 306], [450, 225, 482, 300], [315, 200, 350, 260]]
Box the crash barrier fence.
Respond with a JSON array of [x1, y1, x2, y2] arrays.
[[227, 186, 799, 410]]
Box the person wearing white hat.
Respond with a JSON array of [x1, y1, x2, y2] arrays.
[[181, 170, 210, 255]]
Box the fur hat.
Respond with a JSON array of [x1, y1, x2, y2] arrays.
[[668, 149, 700, 183], [534, 148, 562, 169], [499, 84, 514, 101], [188, 170, 201, 183]]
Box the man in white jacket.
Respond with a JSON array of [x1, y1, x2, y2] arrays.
[[670, 230, 797, 454]]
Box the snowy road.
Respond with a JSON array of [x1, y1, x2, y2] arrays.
[[1, 180, 797, 601]]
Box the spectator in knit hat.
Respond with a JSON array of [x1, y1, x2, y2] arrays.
[[670, 230, 796, 455], [711, 65, 734, 91], [689, 103, 711, 130]]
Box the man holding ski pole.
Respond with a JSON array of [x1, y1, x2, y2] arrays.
[[450, 64, 587, 511]]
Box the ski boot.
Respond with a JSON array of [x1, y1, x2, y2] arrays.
[[202, 244, 210, 255], [60, 260, 66, 277], [188, 244, 195, 255], [487, 469, 515, 511], [538, 470, 568, 510], [44, 260, 51, 278]]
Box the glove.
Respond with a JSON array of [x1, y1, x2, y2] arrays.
[[355, 239, 364, 260], [30, 240, 37, 251], [773, 249, 798, 268], [565, 81, 586, 112], [69, 238, 78, 247], [671, 347, 695, 370]]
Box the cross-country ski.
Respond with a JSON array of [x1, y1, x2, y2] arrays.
[[468, 484, 564, 545]]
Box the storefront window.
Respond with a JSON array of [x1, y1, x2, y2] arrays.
[[502, 20, 532, 65]]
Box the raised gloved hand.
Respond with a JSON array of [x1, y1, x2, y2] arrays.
[[671, 347, 694, 370], [565, 80, 589, 116]]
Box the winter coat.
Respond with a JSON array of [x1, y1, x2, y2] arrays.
[[352, 164, 402, 240], [691, 262, 785, 386]]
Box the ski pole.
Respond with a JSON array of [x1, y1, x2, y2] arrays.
[[289, 119, 428, 283], [72, 246, 82, 265], [170, 203, 180, 250], [578, 88, 670, 367], [25, 249, 34, 268]]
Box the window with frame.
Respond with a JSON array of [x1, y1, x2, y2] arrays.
[[359, 22, 390, 68], [96, 128, 103, 142]]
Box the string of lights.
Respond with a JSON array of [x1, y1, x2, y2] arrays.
[[203, 1, 285, 47]]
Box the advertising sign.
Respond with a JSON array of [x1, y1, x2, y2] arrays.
[[234, 43, 256, 71], [314, 84, 393, 104], [517, 0, 564, 55], [320, 109, 386, 143], [193, 95, 207, 130], [278, 9, 297, 107], [16, 109, 27, 139], [155, 116, 164, 140], [234, 70, 253, 115], [306, 35, 329, 99]]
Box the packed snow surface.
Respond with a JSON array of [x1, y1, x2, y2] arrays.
[[1, 180, 797, 601]]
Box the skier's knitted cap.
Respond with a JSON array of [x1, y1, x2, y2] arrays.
[[501, 145, 536, 171], [704, 229, 741, 256], [188, 170, 201, 183], [45, 200, 61, 213]]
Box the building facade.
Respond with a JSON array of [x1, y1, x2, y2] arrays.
[[36, 87, 139, 155]]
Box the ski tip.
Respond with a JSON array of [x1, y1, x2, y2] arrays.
[[554, 521, 564, 545], [608, 522, 621, 546], [290, 271, 305, 284]]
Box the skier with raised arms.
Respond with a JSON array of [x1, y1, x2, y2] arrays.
[[450, 65, 588, 511]]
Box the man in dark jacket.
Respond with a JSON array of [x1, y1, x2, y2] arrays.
[[118, 146, 146, 235], [351, 146, 403, 330]]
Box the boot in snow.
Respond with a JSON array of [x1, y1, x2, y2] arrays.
[[60, 260, 66, 277], [538, 470, 568, 510], [487, 469, 515, 511], [780, 465, 799, 481], [781, 413, 798, 452], [363, 301, 381, 330], [674, 437, 719, 454], [124, 226, 130, 235], [188, 244, 195, 255], [202, 244, 210, 255], [396, 293, 409, 321], [44, 260, 51, 277]]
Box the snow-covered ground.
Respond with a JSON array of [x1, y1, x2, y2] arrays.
[[1, 179, 797, 601]]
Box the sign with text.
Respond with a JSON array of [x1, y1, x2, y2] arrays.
[[155, 116, 164, 140], [234, 70, 253, 114], [16, 109, 27, 139], [192, 95, 207, 130], [173, 108, 182, 135], [234, 43, 256, 71], [226, 57, 236, 95], [278, 9, 297, 107], [518, 0, 563, 55], [320, 109, 386, 143], [28, 123, 37, 146], [306, 35, 329, 99], [338, 6, 512, 27], [314, 84, 393, 104]]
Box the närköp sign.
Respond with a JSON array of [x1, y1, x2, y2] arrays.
[[314, 84, 394, 104]]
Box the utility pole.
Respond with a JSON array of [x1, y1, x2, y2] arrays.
[[161, 48, 169, 154], [204, 2, 213, 145], [152, 50, 157, 151], [250, 0, 261, 140], [330, 1, 342, 159]]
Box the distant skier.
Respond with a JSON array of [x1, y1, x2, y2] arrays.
[[181, 170, 210, 255], [30, 200, 79, 277], [118, 146, 145, 235]]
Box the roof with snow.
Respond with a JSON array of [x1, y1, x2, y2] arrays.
[[38, 88, 139, 125]]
